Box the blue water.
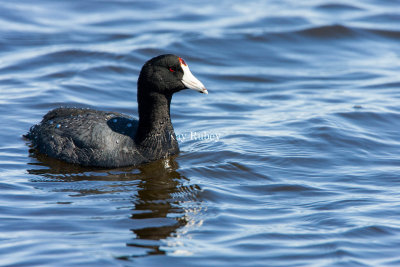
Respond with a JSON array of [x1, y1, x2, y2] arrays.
[[1, 0, 400, 266]]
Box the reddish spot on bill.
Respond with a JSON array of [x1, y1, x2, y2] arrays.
[[179, 57, 187, 66]]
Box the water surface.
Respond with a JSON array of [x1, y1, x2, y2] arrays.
[[1, 0, 400, 266]]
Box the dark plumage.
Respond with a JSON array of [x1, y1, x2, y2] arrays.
[[25, 54, 207, 168]]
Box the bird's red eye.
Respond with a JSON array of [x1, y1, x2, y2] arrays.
[[169, 67, 175, 72]]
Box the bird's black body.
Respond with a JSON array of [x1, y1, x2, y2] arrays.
[[25, 54, 207, 168]]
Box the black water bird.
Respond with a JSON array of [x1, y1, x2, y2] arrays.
[[25, 54, 207, 168]]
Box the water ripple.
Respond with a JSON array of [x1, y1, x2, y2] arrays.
[[1, 0, 400, 266]]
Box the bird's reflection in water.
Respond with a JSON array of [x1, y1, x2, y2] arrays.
[[127, 158, 199, 256], [27, 150, 201, 258]]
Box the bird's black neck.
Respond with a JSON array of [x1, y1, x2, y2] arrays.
[[135, 91, 179, 160]]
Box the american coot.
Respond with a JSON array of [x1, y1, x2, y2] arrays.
[[25, 54, 207, 168]]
